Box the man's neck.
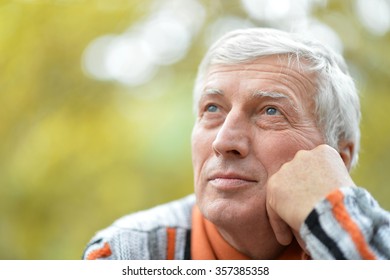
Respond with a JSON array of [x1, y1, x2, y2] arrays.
[[215, 219, 286, 259]]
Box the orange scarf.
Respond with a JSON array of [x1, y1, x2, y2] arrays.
[[191, 205, 307, 260]]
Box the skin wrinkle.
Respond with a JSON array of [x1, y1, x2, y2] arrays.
[[205, 69, 314, 100], [205, 59, 318, 95]]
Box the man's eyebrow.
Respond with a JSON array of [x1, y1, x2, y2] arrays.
[[204, 88, 224, 95], [252, 90, 288, 99], [253, 90, 298, 111]]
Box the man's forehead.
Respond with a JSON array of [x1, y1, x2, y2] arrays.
[[205, 54, 314, 78], [203, 57, 317, 95]]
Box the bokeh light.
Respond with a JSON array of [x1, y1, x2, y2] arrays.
[[82, 0, 205, 87], [355, 0, 390, 36]]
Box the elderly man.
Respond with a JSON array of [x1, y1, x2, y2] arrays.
[[83, 28, 390, 260]]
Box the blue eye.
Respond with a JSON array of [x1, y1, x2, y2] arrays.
[[206, 104, 219, 113], [265, 107, 279, 115]]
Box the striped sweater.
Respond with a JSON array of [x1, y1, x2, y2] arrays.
[[83, 186, 390, 260], [301, 186, 390, 259]]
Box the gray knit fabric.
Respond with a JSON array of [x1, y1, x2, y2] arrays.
[[83, 194, 195, 260]]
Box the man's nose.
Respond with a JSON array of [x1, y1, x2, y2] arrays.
[[212, 111, 251, 158]]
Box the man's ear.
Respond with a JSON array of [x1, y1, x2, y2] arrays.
[[338, 141, 354, 171]]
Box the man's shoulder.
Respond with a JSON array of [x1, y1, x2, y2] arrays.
[[111, 193, 195, 231], [83, 194, 195, 259]]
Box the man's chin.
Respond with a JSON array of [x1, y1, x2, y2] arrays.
[[198, 197, 265, 226]]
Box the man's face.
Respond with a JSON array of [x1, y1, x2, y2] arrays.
[[191, 55, 325, 228]]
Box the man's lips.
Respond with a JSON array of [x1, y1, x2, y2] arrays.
[[208, 173, 258, 189]]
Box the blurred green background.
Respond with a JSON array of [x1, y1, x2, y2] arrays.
[[1, 0, 390, 259]]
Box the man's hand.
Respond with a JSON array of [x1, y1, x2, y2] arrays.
[[266, 144, 356, 246]]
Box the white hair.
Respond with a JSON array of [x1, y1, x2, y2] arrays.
[[193, 28, 361, 167]]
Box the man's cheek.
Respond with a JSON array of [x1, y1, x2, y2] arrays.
[[258, 139, 301, 176]]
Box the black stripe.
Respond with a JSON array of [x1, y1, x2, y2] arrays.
[[184, 229, 192, 260], [305, 209, 347, 259]]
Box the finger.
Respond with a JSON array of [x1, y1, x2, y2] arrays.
[[266, 201, 293, 246]]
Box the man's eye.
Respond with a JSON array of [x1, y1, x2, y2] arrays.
[[206, 104, 219, 113], [265, 107, 280, 115]]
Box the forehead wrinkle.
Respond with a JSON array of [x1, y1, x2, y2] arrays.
[[273, 65, 318, 99], [241, 62, 317, 94], [254, 55, 318, 89]]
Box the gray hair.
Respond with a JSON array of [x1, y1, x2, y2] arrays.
[[193, 28, 361, 167]]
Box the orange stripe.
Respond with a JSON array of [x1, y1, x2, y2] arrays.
[[166, 227, 176, 260], [327, 189, 376, 260], [86, 242, 112, 260]]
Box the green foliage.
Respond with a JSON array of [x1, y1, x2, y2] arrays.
[[1, 0, 389, 259]]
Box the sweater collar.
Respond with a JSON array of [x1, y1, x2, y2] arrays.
[[191, 205, 307, 260]]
